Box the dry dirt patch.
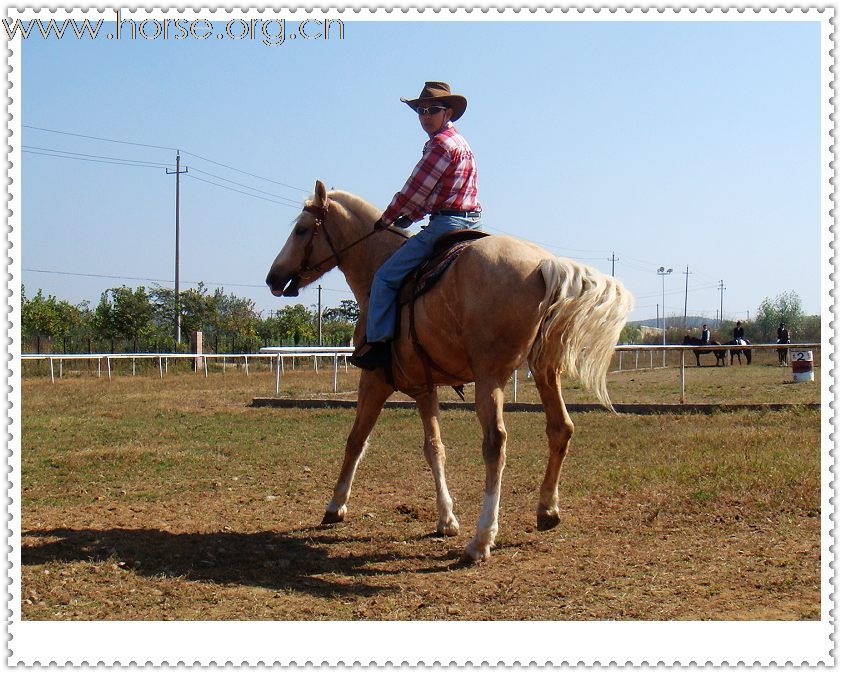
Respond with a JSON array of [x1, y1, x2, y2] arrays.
[[21, 376, 821, 620]]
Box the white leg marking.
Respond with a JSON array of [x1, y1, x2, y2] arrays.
[[465, 485, 501, 561]]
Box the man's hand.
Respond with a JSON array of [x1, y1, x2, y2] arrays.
[[393, 215, 412, 229], [373, 217, 390, 231]]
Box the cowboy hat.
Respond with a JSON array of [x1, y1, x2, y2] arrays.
[[400, 81, 468, 121]]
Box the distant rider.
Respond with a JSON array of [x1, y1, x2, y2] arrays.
[[733, 321, 745, 345]]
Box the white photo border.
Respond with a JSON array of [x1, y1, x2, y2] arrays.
[[4, 5, 835, 666]]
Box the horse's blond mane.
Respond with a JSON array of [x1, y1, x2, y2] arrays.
[[326, 190, 382, 224]]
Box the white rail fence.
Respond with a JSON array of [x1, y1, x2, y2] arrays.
[[22, 343, 819, 404], [21, 350, 352, 386]]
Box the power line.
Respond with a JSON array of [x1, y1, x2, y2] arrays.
[[23, 144, 173, 168], [23, 124, 178, 152], [181, 149, 306, 193], [23, 266, 357, 296], [184, 174, 301, 208], [24, 124, 307, 195], [23, 266, 265, 289], [187, 167, 302, 206], [23, 149, 169, 170]]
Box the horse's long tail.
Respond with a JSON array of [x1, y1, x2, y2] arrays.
[[528, 258, 635, 411]]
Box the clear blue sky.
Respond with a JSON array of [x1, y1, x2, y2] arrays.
[[20, 18, 823, 329]]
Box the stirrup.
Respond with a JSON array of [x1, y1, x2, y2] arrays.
[[350, 341, 390, 370]]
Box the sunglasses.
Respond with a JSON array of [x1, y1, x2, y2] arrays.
[[417, 105, 449, 116]]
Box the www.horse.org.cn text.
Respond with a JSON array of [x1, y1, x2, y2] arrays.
[[2, 11, 345, 47]]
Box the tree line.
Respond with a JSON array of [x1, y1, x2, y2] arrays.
[[619, 290, 820, 345], [21, 283, 360, 354], [22, 284, 819, 354]]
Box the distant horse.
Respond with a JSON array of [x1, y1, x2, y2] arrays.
[[777, 338, 791, 365], [266, 181, 634, 563], [682, 335, 727, 367], [726, 339, 752, 365]]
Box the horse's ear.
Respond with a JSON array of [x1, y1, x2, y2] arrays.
[[314, 180, 327, 207]]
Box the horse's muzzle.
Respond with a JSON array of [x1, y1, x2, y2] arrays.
[[266, 271, 302, 298]]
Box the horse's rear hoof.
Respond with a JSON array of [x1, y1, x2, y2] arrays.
[[320, 510, 345, 526], [537, 511, 561, 531]]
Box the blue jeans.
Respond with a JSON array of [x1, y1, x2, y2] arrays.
[[366, 213, 482, 343]]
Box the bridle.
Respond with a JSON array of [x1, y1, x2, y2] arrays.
[[296, 202, 408, 279]]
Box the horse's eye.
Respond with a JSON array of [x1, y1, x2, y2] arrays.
[[295, 226, 308, 236]]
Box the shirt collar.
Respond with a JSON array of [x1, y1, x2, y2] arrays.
[[425, 121, 455, 146]]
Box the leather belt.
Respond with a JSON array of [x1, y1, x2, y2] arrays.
[[431, 209, 481, 218]]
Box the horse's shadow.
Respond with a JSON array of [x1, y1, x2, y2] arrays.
[[22, 526, 461, 598]]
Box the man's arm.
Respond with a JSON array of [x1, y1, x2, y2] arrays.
[[382, 141, 451, 224]]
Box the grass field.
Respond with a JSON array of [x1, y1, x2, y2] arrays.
[[20, 365, 822, 620]]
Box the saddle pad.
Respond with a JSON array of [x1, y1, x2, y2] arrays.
[[398, 237, 482, 306]]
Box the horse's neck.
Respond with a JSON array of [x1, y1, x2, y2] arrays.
[[330, 193, 404, 306]]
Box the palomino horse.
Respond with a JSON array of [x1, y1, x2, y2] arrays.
[[726, 339, 752, 365], [266, 181, 634, 562], [682, 335, 727, 367]]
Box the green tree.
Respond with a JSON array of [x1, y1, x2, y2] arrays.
[[618, 323, 642, 344], [277, 304, 317, 345], [93, 286, 154, 351], [22, 287, 60, 352], [149, 283, 217, 349], [323, 299, 360, 324], [755, 291, 805, 342], [217, 291, 259, 352]]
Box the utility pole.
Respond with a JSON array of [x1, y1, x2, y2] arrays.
[[657, 266, 673, 345], [166, 151, 188, 345], [657, 267, 672, 368], [608, 252, 618, 276], [718, 280, 726, 328], [656, 303, 659, 340], [317, 285, 323, 346], [683, 266, 691, 330]]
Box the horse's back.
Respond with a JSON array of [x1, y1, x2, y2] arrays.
[[395, 236, 552, 383]]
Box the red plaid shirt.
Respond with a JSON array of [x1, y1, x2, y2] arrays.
[[382, 122, 481, 224]]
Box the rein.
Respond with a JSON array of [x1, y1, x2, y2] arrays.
[[298, 203, 409, 278]]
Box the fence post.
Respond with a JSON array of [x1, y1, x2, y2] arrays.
[[106, 356, 112, 381], [333, 354, 339, 393], [513, 368, 518, 402], [618, 351, 623, 372], [49, 357, 55, 384], [680, 350, 686, 404], [635, 350, 639, 370], [97, 358, 101, 379], [158, 356, 163, 379], [132, 357, 136, 376], [245, 355, 249, 376], [204, 356, 208, 378], [275, 355, 282, 395], [314, 355, 318, 373], [59, 358, 63, 379]]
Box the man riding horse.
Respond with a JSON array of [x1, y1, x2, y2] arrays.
[[351, 82, 482, 370]]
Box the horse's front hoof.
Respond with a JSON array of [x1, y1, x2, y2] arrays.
[[436, 518, 460, 537], [461, 540, 491, 564], [320, 507, 346, 526], [537, 509, 561, 531]]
